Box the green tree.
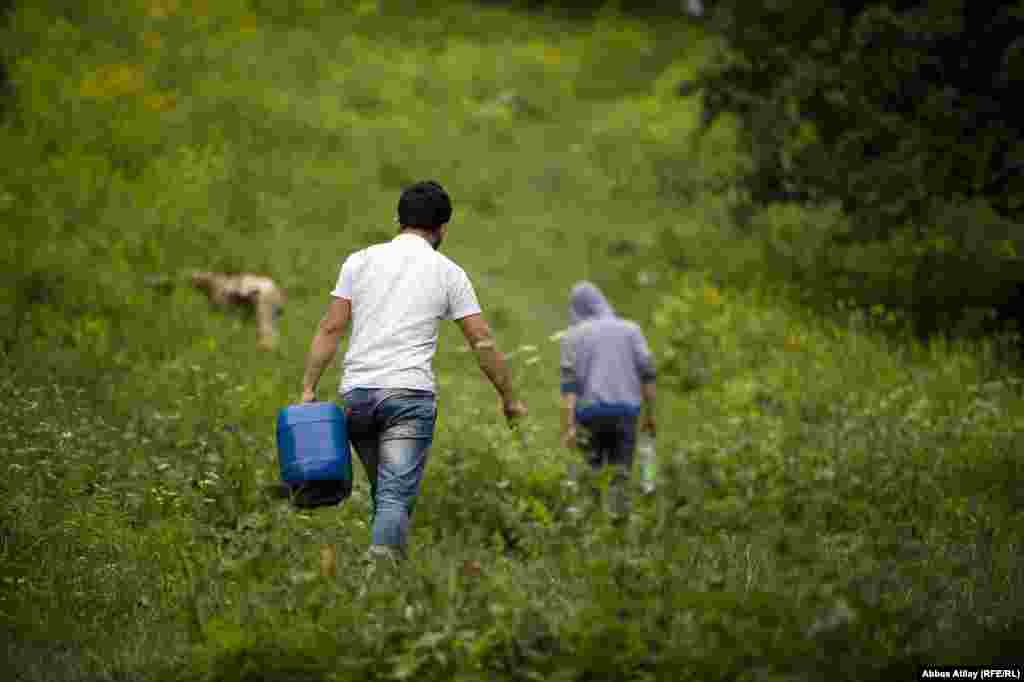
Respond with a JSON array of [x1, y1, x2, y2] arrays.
[[691, 0, 1024, 339]]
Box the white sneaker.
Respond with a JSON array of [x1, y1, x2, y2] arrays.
[[357, 545, 402, 597], [364, 544, 402, 564]]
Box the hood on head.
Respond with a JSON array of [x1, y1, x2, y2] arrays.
[[569, 281, 614, 325]]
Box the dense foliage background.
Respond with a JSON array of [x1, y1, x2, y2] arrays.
[[689, 0, 1024, 340], [2, 1, 1023, 680]]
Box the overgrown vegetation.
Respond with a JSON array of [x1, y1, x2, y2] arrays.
[[2, 1, 1022, 680], [688, 0, 1024, 339]]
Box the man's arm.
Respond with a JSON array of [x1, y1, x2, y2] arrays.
[[455, 313, 526, 421], [301, 297, 351, 402]]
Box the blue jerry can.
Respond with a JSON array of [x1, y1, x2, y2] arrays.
[[276, 402, 353, 508]]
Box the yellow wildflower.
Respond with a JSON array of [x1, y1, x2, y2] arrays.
[[141, 31, 164, 51], [702, 285, 722, 306], [79, 77, 103, 99], [356, 0, 378, 16], [147, 0, 179, 18], [542, 47, 561, 66], [239, 15, 259, 35], [143, 92, 177, 113], [79, 64, 146, 98]]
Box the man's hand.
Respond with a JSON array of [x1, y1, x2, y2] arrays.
[[640, 414, 657, 438], [301, 388, 317, 404], [561, 426, 576, 450], [502, 397, 528, 425]]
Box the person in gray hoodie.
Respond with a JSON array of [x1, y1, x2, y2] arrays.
[[559, 281, 657, 517]]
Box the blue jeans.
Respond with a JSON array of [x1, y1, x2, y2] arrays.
[[340, 388, 437, 556]]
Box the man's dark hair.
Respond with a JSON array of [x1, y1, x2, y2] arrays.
[[397, 180, 452, 229]]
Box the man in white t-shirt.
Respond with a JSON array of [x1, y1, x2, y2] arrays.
[[300, 180, 528, 564]]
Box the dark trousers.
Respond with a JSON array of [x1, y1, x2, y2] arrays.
[[576, 415, 638, 516]]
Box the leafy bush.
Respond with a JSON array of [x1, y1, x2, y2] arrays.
[[687, 0, 1024, 340]]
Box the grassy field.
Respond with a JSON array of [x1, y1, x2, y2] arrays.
[[2, 1, 1023, 680]]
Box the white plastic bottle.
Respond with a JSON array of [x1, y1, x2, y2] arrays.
[[637, 433, 657, 495]]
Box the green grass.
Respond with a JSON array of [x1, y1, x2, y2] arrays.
[[2, 1, 1023, 680]]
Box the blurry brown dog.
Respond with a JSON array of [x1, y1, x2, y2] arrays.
[[188, 271, 285, 350]]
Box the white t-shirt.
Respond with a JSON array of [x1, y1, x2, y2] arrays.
[[331, 233, 482, 395]]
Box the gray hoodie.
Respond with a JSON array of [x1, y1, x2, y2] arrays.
[[559, 282, 656, 419]]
